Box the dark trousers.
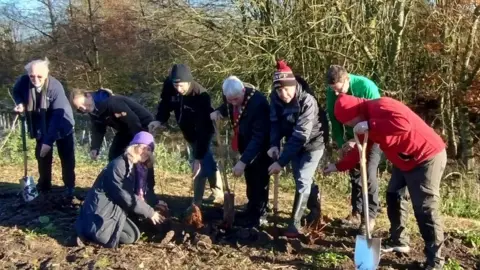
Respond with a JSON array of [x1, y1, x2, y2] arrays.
[[108, 132, 157, 206], [386, 150, 446, 266], [349, 143, 381, 219], [119, 217, 141, 244], [36, 133, 75, 190], [244, 154, 271, 217]]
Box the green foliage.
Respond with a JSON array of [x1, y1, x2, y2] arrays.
[[444, 258, 464, 270], [311, 251, 349, 268]]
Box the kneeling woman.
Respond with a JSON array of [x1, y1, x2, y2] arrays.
[[75, 131, 163, 248]]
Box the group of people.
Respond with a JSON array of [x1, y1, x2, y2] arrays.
[[12, 57, 447, 269]]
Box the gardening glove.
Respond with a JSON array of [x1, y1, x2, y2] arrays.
[[232, 160, 246, 177], [14, 104, 24, 113], [353, 121, 369, 134], [148, 121, 166, 134], [323, 163, 337, 175], [39, 144, 52, 158], [341, 139, 356, 153], [267, 147, 279, 159], [210, 111, 223, 121], [268, 162, 282, 175]]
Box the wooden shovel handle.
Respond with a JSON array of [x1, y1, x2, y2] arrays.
[[213, 120, 231, 193], [354, 132, 371, 238]]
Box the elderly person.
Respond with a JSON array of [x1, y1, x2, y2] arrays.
[[325, 65, 382, 233], [324, 94, 447, 270], [12, 58, 76, 197], [268, 60, 329, 238], [70, 88, 158, 206], [149, 64, 223, 209], [210, 76, 271, 228], [75, 132, 165, 248]]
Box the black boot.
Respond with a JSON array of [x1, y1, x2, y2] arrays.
[[304, 185, 321, 225], [284, 192, 309, 238]]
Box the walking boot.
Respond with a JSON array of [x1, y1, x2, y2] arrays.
[[284, 192, 309, 238], [304, 185, 321, 225]]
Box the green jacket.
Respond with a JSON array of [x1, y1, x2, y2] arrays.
[[326, 74, 381, 147]]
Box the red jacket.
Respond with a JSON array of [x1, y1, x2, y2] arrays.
[[335, 97, 446, 172]]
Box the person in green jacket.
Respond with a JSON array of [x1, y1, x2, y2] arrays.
[[325, 65, 382, 234]]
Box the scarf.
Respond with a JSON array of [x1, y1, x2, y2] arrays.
[[26, 78, 48, 139], [135, 163, 148, 200]]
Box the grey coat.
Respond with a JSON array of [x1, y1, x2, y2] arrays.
[[75, 155, 154, 248]]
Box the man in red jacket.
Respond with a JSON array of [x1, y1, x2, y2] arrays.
[[323, 94, 446, 270]]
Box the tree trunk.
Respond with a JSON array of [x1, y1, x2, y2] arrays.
[[457, 105, 474, 169], [87, 0, 102, 87]]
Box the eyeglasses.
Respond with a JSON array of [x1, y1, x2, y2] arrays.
[[29, 75, 43, 79]]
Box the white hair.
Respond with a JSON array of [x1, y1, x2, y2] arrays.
[[24, 57, 50, 74], [222, 75, 244, 97]]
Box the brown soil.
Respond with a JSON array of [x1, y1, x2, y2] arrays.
[[0, 165, 479, 270]]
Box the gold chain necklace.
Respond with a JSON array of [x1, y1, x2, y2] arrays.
[[229, 89, 256, 129]]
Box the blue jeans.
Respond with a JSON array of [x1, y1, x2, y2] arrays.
[[291, 149, 324, 195], [187, 141, 222, 205]]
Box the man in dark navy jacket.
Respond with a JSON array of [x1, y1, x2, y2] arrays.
[[70, 88, 158, 206], [268, 60, 329, 238], [13, 58, 76, 197], [210, 76, 271, 228]]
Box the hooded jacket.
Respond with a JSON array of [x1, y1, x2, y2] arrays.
[[154, 77, 214, 160], [269, 75, 328, 167], [334, 94, 446, 172], [89, 89, 154, 152]]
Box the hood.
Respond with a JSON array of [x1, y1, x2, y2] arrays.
[[92, 88, 113, 105], [334, 93, 368, 124]]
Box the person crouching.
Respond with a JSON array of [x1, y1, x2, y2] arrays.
[[75, 132, 165, 248], [210, 76, 271, 228]]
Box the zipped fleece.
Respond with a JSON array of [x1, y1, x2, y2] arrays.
[[155, 77, 214, 160], [334, 95, 446, 172], [326, 74, 380, 147]]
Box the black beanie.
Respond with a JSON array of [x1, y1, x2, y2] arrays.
[[170, 64, 193, 83]]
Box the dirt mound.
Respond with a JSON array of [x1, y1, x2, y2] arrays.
[[0, 184, 479, 269]]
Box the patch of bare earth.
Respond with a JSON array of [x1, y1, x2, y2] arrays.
[[0, 164, 479, 270]]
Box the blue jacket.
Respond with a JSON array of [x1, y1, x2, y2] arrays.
[[75, 155, 155, 248], [12, 74, 75, 146]]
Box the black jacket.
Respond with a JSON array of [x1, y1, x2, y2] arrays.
[[13, 74, 75, 146], [75, 155, 154, 248], [269, 75, 328, 167], [216, 85, 270, 165], [155, 77, 214, 160], [89, 90, 154, 151]]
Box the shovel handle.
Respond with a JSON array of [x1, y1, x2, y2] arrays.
[[20, 114, 28, 178], [354, 132, 371, 239], [213, 120, 231, 193]]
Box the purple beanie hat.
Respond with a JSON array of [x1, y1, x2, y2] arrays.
[[130, 131, 155, 151]]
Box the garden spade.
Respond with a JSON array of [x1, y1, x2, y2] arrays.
[[354, 131, 381, 270], [19, 114, 38, 202], [213, 120, 235, 228]]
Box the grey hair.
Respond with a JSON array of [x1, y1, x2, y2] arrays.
[[24, 57, 50, 74], [222, 75, 245, 97]]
